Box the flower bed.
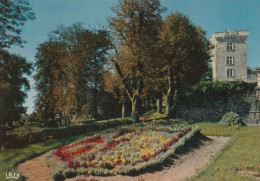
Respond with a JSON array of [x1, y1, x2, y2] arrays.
[[46, 122, 200, 180]]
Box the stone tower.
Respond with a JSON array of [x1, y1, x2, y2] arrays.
[[210, 30, 249, 81]]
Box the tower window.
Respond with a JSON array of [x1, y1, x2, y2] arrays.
[[226, 56, 234, 65], [227, 43, 234, 51], [227, 69, 235, 77]]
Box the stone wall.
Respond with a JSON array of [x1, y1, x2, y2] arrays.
[[175, 94, 252, 122]]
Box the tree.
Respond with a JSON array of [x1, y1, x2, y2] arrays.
[[159, 13, 209, 114], [104, 71, 129, 118], [0, 0, 35, 148], [247, 66, 256, 74], [34, 41, 67, 127], [143, 65, 167, 114], [79, 30, 111, 119], [109, 0, 166, 121], [0, 0, 35, 48], [0, 49, 32, 147], [35, 23, 111, 126]]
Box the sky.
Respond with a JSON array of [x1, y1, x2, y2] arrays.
[[9, 0, 260, 114]]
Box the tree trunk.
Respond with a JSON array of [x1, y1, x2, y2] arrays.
[[93, 87, 98, 120], [147, 96, 151, 109], [51, 114, 56, 128], [0, 96, 7, 148], [156, 97, 162, 114], [122, 102, 126, 119], [131, 97, 140, 122], [166, 67, 174, 114], [58, 112, 62, 127], [0, 126, 6, 149], [112, 61, 143, 122]]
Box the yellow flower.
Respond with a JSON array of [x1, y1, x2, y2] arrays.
[[122, 159, 126, 164], [140, 136, 151, 141], [113, 158, 119, 163]]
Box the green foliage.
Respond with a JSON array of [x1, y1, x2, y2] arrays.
[[62, 168, 77, 178], [0, 0, 35, 48], [219, 112, 243, 127], [14, 113, 44, 132], [159, 13, 210, 113], [109, 0, 166, 119], [34, 23, 112, 126], [0, 50, 32, 128], [195, 80, 255, 97], [160, 13, 210, 87], [0, 0, 34, 149], [247, 66, 257, 74], [52, 171, 64, 181], [175, 80, 255, 108]]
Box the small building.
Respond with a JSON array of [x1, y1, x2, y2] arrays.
[[210, 30, 252, 82]]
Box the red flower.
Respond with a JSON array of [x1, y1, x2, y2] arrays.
[[173, 137, 179, 142], [140, 116, 151, 120], [76, 162, 80, 168], [68, 161, 74, 168]]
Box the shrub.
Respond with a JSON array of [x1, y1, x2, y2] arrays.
[[219, 112, 243, 126], [62, 168, 77, 178], [52, 171, 64, 181]]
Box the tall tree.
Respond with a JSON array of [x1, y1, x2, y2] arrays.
[[0, 0, 35, 48], [35, 23, 111, 126], [0, 0, 35, 148], [35, 41, 67, 127], [159, 13, 209, 114], [109, 0, 166, 121], [0, 50, 32, 147]]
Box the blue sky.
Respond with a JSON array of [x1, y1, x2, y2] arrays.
[[9, 0, 260, 114]]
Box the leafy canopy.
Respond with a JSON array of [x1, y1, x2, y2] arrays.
[[0, 0, 35, 48]]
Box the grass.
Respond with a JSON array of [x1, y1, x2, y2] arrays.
[[186, 121, 260, 181], [0, 129, 104, 181], [195, 121, 239, 136]]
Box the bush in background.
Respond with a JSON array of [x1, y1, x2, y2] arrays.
[[219, 112, 243, 127]]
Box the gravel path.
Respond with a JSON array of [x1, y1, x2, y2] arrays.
[[17, 135, 230, 181], [17, 154, 53, 181]]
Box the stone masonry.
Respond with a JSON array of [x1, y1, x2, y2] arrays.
[[210, 30, 249, 82], [247, 67, 260, 124]]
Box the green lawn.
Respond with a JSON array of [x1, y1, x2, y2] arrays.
[[187, 122, 260, 181], [0, 129, 103, 181]]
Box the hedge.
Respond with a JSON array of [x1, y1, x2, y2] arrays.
[[4, 118, 132, 149], [4, 116, 169, 149]]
